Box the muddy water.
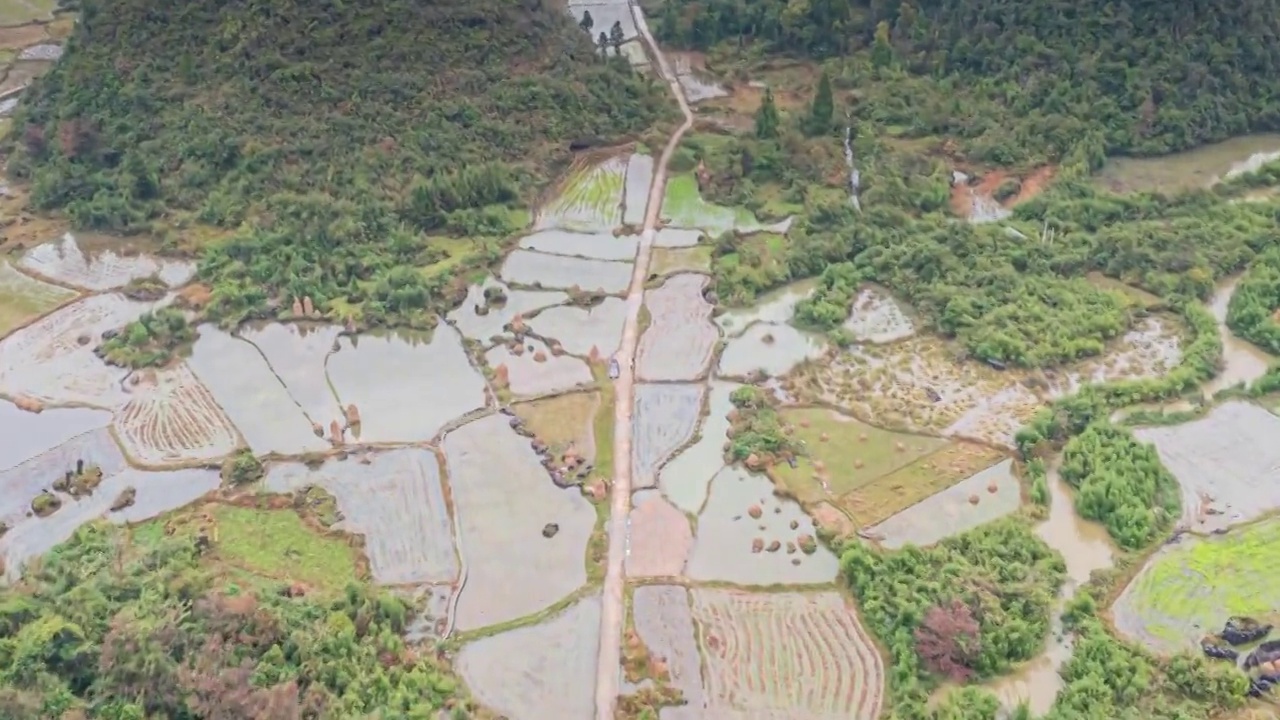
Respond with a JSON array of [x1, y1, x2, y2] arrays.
[[239, 322, 344, 426], [717, 322, 827, 378], [1094, 133, 1280, 194], [715, 278, 817, 336], [526, 296, 628, 358], [985, 461, 1115, 715], [1204, 275, 1273, 395], [658, 380, 739, 514], [685, 466, 838, 585], [0, 400, 111, 471]]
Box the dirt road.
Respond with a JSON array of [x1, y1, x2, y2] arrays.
[[594, 7, 695, 720]]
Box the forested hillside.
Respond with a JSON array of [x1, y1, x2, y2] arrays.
[[655, 0, 1280, 165], [1, 0, 665, 327]]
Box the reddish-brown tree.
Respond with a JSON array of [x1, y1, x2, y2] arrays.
[[913, 599, 981, 682]]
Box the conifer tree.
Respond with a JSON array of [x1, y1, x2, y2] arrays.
[[755, 87, 780, 139], [806, 70, 833, 136]]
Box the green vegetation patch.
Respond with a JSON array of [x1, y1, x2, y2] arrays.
[[0, 521, 479, 717], [98, 307, 195, 368], [771, 406, 946, 501], [0, 259, 75, 337], [1227, 247, 1280, 354], [661, 173, 759, 235], [649, 245, 712, 276], [843, 518, 1065, 715], [1114, 519, 1280, 653], [1061, 423, 1180, 550], [7, 0, 664, 326], [711, 231, 792, 305], [158, 503, 364, 593], [0, 0, 57, 26]]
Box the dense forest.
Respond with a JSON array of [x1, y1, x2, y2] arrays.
[[0, 521, 476, 718], [4, 0, 665, 327], [1227, 247, 1280, 353], [655, 0, 1280, 166]]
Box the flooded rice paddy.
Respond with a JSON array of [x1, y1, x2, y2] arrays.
[[448, 277, 567, 343], [624, 153, 653, 226], [633, 383, 704, 489], [444, 414, 595, 631], [1094, 133, 1280, 194], [187, 325, 329, 455], [638, 273, 717, 380], [0, 427, 219, 578], [715, 279, 817, 336], [718, 322, 827, 379], [685, 466, 838, 585], [238, 323, 344, 426], [501, 249, 633, 293], [327, 325, 487, 443], [457, 593, 600, 720], [868, 458, 1020, 549], [678, 588, 884, 719], [536, 156, 625, 231], [519, 229, 638, 261], [113, 363, 240, 466], [1134, 401, 1280, 533], [1, 397, 109, 469], [625, 488, 692, 578], [654, 227, 705, 248], [658, 380, 738, 513], [264, 449, 459, 586], [0, 259, 76, 336], [486, 336, 594, 397], [20, 233, 195, 290], [526, 296, 627, 358], [1112, 518, 1280, 654], [649, 246, 712, 276], [0, 293, 159, 408]]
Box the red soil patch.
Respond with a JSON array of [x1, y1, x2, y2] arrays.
[[626, 493, 693, 578], [949, 166, 1057, 219]]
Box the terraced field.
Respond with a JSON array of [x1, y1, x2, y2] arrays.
[[113, 363, 240, 465], [0, 259, 76, 337], [687, 588, 884, 719], [536, 157, 626, 231], [20, 233, 194, 290]]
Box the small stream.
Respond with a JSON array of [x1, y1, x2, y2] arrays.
[[983, 460, 1116, 716], [844, 124, 862, 212], [1204, 275, 1274, 396]]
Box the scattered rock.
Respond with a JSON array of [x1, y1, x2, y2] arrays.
[[797, 534, 817, 554], [762, 333, 775, 344], [1224, 617, 1272, 646], [542, 523, 560, 538], [789, 519, 799, 530], [786, 542, 796, 554], [110, 487, 137, 512], [76, 333, 91, 346], [765, 540, 781, 552]]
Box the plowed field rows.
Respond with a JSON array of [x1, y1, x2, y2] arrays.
[[114, 363, 240, 465], [536, 157, 625, 231], [689, 589, 884, 719]]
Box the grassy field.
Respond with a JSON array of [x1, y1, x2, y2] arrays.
[[650, 245, 712, 276], [513, 390, 600, 464], [140, 503, 363, 593], [0, 0, 57, 26], [770, 407, 948, 503], [661, 173, 759, 233], [843, 443, 1009, 527], [0, 260, 76, 337], [1113, 517, 1280, 653]]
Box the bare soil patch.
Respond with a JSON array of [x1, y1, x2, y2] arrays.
[[625, 489, 693, 578]]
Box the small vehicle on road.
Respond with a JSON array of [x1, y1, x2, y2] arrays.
[[608, 358, 621, 379]]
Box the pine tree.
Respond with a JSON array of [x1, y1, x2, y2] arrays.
[[598, 31, 609, 56], [609, 21, 625, 56], [806, 70, 834, 136], [871, 20, 893, 68], [755, 88, 780, 139], [579, 10, 593, 34]]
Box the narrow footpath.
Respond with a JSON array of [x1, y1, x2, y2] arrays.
[[594, 7, 695, 719]]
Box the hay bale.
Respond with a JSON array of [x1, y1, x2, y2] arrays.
[[747, 504, 763, 519], [968, 494, 980, 505], [751, 538, 764, 553], [533, 350, 548, 363]]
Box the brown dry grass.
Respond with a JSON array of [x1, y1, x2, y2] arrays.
[[0, 23, 46, 50], [840, 442, 1008, 527], [649, 246, 712, 276], [512, 390, 599, 463]]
